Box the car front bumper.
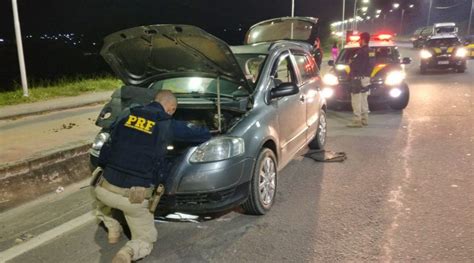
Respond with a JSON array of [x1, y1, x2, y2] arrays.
[[90, 149, 255, 214], [421, 56, 466, 69], [326, 83, 407, 105]]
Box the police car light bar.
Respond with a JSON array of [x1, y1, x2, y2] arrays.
[[378, 34, 392, 40], [349, 35, 361, 42]]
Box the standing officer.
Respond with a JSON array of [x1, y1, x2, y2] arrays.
[[347, 32, 372, 128], [93, 90, 211, 263]]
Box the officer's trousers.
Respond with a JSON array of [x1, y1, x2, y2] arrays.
[[351, 92, 369, 121], [94, 185, 157, 261]]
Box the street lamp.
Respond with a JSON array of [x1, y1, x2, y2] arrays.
[[352, 0, 369, 31], [393, 3, 400, 9]]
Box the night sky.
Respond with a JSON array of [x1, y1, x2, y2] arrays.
[[0, 0, 400, 43]]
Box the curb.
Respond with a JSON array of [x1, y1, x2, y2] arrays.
[[0, 143, 92, 212]]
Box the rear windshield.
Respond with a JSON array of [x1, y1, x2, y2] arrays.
[[336, 47, 400, 64], [426, 38, 460, 47], [246, 19, 316, 44]]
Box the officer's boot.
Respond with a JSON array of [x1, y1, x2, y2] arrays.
[[347, 118, 363, 128], [108, 225, 122, 244], [361, 115, 369, 126], [112, 247, 133, 263]]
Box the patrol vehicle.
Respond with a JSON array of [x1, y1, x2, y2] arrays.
[[462, 35, 474, 59], [420, 34, 468, 73], [322, 33, 411, 110]]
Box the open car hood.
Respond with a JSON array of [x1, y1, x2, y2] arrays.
[[244, 17, 319, 45], [101, 25, 250, 88]]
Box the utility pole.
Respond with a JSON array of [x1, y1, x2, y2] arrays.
[[342, 0, 346, 46], [291, 0, 295, 17], [353, 0, 358, 30], [468, 0, 473, 35], [427, 0, 433, 26], [11, 0, 28, 97], [400, 9, 406, 35]]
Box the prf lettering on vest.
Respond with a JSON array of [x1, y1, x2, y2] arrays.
[[124, 115, 156, 134]]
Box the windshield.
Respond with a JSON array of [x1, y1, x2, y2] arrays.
[[233, 54, 267, 85], [435, 27, 455, 34], [336, 47, 400, 64], [149, 77, 249, 97], [246, 19, 316, 44], [426, 38, 460, 47]]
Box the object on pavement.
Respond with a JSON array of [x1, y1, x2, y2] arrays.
[[303, 150, 347, 162]]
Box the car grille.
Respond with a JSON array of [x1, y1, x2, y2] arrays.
[[176, 188, 236, 205]]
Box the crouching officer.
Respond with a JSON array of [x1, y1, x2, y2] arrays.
[[93, 90, 211, 263], [347, 32, 372, 128]]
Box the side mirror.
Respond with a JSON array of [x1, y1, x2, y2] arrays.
[[402, 57, 412, 65], [328, 60, 335, 67], [270, 83, 299, 99]]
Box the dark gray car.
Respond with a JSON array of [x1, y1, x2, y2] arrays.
[[90, 22, 327, 215]]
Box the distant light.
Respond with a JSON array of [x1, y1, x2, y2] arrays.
[[389, 9, 393, 12], [366, 16, 371, 20], [92, 42, 96, 45], [0, 38, 4, 43], [376, 9, 382, 14], [409, 4, 414, 8], [362, 0, 369, 3], [238, 27, 242, 31], [361, 6, 368, 12], [393, 3, 400, 9], [375, 14, 380, 18]]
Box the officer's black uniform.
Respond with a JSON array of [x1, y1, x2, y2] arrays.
[[99, 101, 211, 189], [349, 44, 371, 93]]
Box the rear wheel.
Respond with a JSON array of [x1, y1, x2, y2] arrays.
[[308, 110, 327, 150], [456, 66, 466, 73], [242, 148, 277, 215]]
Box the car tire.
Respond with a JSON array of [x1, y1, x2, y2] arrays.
[[456, 66, 466, 73], [241, 148, 277, 215], [308, 110, 327, 150], [389, 84, 410, 110], [420, 66, 427, 74]]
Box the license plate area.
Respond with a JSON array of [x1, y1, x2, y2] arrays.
[[438, 61, 449, 65]]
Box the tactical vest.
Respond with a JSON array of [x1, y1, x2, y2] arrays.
[[105, 103, 172, 185]]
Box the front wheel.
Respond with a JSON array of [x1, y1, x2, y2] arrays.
[[308, 110, 327, 150], [389, 85, 410, 110], [456, 66, 466, 73], [241, 148, 277, 215]]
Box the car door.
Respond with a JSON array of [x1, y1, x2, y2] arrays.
[[291, 51, 321, 142], [271, 51, 307, 161]]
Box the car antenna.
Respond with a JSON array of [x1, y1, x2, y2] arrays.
[[216, 76, 222, 133]]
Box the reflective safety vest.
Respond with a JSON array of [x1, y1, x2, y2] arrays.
[[102, 102, 172, 186]]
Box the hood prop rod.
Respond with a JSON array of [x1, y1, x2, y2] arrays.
[[217, 76, 222, 133]]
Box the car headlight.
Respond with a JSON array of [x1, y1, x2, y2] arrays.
[[420, 49, 432, 59], [92, 132, 110, 150], [321, 87, 334, 98], [389, 88, 402, 98], [189, 137, 244, 163], [455, 48, 468, 58], [385, 71, 406, 86], [322, 73, 339, 86]]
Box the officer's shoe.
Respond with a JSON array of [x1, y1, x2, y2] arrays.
[[346, 120, 363, 128], [112, 247, 133, 263], [361, 118, 368, 126], [108, 226, 122, 244]]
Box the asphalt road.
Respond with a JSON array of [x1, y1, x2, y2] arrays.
[[2, 46, 473, 262]]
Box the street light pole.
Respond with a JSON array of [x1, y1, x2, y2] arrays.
[[342, 0, 346, 46], [11, 0, 28, 97], [468, 0, 473, 35], [400, 8, 406, 35], [427, 0, 433, 26], [291, 0, 295, 17], [353, 0, 358, 30]]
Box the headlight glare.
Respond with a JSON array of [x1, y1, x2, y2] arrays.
[[420, 49, 432, 59], [190, 137, 245, 163], [322, 87, 334, 98], [455, 48, 467, 58], [322, 73, 339, 86], [389, 88, 402, 98], [385, 71, 406, 86], [92, 132, 110, 150]]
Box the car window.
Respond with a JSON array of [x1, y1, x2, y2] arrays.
[[234, 54, 267, 85], [293, 53, 318, 83], [337, 47, 400, 65], [426, 38, 460, 47], [272, 53, 296, 86]]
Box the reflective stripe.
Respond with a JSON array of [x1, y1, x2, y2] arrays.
[[371, 64, 387, 78], [447, 47, 454, 53], [433, 48, 442, 54]]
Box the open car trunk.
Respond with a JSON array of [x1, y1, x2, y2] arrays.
[[95, 86, 248, 156]]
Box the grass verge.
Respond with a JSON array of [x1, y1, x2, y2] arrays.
[[0, 76, 122, 107]]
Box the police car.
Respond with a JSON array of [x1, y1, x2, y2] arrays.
[[322, 33, 411, 110], [420, 34, 468, 73]]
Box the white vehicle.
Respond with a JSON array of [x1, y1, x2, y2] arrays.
[[433, 23, 458, 36]]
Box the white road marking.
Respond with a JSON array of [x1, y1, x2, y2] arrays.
[[0, 212, 95, 262]]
